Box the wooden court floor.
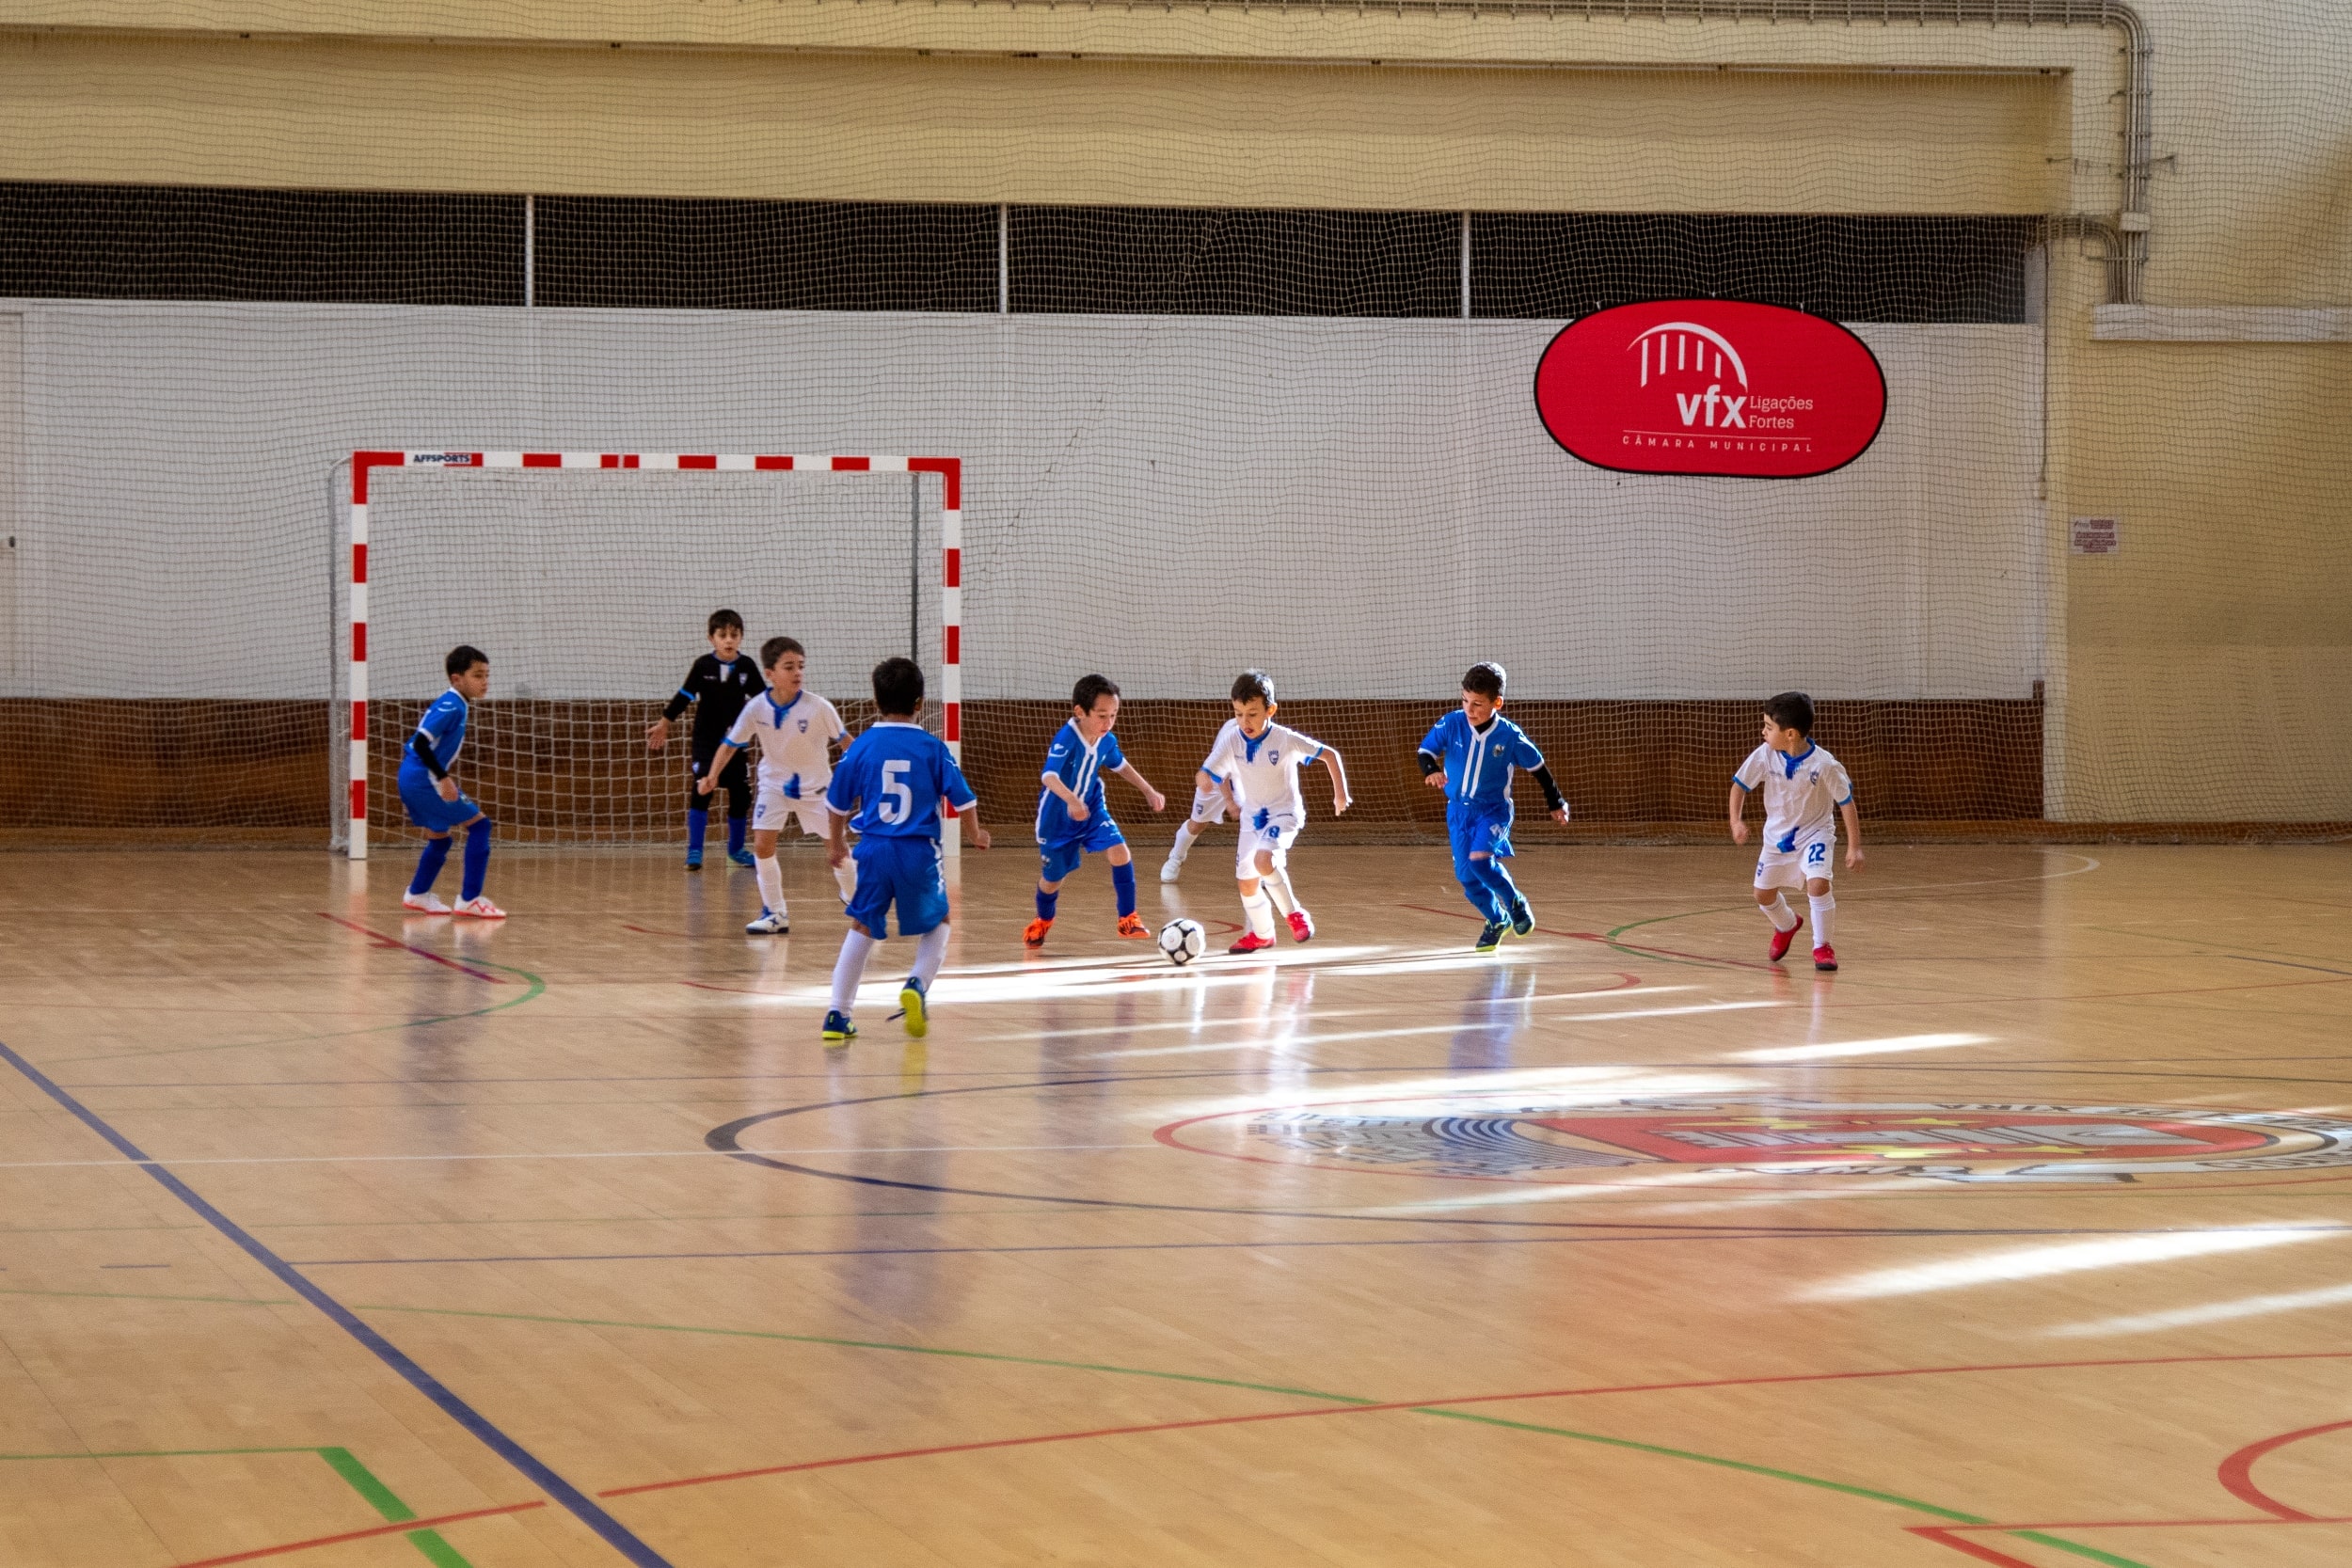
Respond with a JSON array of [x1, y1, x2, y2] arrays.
[[5, 841, 2352, 1568]]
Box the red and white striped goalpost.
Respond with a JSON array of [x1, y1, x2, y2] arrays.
[[346, 450, 966, 862]]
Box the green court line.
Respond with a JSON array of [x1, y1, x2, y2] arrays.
[[0, 1283, 2151, 1566], [0, 1443, 477, 1567], [53, 958, 548, 1065], [1601, 905, 1762, 967]]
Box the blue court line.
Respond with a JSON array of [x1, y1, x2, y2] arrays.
[[0, 1039, 676, 1568]]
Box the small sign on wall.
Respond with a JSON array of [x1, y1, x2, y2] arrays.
[[2071, 516, 2121, 555]]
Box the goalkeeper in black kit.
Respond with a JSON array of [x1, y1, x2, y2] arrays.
[[645, 607, 766, 868]]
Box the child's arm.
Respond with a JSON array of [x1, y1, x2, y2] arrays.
[[1041, 770, 1090, 821], [407, 727, 460, 802], [1112, 760, 1167, 814], [1195, 768, 1234, 812], [1728, 781, 1751, 845], [960, 802, 992, 851], [825, 804, 852, 867], [697, 740, 743, 795], [1318, 749, 1352, 816], [648, 668, 698, 752], [1841, 800, 1865, 870]]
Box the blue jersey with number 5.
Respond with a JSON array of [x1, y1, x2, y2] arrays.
[[827, 721, 977, 840]]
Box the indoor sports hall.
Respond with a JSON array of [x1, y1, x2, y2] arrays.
[[2, 4, 2348, 1566]]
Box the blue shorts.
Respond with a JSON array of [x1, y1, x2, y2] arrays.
[[845, 833, 950, 939], [1037, 815, 1125, 883], [398, 768, 485, 835], [1447, 800, 1516, 880]]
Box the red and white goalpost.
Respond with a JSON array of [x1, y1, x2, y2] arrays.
[[345, 449, 965, 861]]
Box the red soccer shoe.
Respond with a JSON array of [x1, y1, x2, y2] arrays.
[[1286, 909, 1315, 943], [1116, 912, 1151, 939], [1229, 930, 1277, 955], [1769, 916, 1804, 962], [1813, 943, 1838, 972], [1024, 917, 1054, 949]]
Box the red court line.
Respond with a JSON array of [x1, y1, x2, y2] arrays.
[[315, 913, 506, 984], [171, 1499, 545, 1567], [599, 1347, 2352, 1500], [1907, 1526, 2042, 1568], [2217, 1417, 2352, 1520]]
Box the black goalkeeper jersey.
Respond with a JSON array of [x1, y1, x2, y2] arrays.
[[663, 654, 767, 754]]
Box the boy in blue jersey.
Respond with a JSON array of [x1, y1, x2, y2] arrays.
[[822, 657, 992, 1041], [1417, 662, 1567, 952], [397, 644, 505, 919], [1025, 673, 1168, 949]]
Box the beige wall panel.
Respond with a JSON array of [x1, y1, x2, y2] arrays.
[[0, 33, 2063, 212], [2061, 647, 2352, 820]]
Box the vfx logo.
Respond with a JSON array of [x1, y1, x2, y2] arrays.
[[1534, 300, 1887, 479], [1632, 323, 1751, 429]]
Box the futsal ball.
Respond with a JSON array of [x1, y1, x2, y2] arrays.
[[1158, 918, 1208, 966]]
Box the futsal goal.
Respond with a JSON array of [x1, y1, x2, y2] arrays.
[[335, 450, 963, 860]]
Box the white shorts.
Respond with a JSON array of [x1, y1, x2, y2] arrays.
[[754, 787, 835, 838], [1237, 811, 1302, 879], [1187, 785, 1231, 826], [1756, 839, 1836, 890]]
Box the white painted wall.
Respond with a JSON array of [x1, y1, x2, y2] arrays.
[[2, 300, 2041, 703]]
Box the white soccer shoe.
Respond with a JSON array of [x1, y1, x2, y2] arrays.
[[745, 910, 789, 935], [1159, 856, 1184, 883], [452, 896, 507, 920], [401, 891, 451, 914]]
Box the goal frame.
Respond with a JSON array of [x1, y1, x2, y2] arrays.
[[344, 449, 966, 861]]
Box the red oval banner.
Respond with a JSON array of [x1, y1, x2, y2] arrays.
[[1534, 300, 1887, 479]]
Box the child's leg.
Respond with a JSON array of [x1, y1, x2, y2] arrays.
[[1805, 877, 1835, 946], [408, 832, 452, 895], [460, 818, 493, 901], [914, 923, 950, 987], [1104, 843, 1138, 922], [724, 767, 753, 858], [1756, 886, 1800, 931], [754, 827, 785, 915], [1034, 874, 1063, 923], [1471, 851, 1522, 911], [1242, 850, 1279, 939], [686, 774, 710, 864], [832, 922, 878, 1018]]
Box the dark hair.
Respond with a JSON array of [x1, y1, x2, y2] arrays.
[[707, 609, 744, 636], [1072, 673, 1120, 713], [871, 657, 925, 716], [444, 643, 487, 678], [1764, 690, 1815, 736], [1462, 662, 1506, 701], [761, 635, 804, 670], [1231, 670, 1274, 706]]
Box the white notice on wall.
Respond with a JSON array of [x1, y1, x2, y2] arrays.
[[2071, 516, 2121, 555]]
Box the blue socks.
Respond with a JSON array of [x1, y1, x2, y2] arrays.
[[1111, 862, 1137, 918], [1036, 886, 1060, 922], [686, 808, 709, 860], [461, 819, 493, 902], [1474, 856, 1522, 913], [409, 836, 451, 896], [727, 814, 748, 856]]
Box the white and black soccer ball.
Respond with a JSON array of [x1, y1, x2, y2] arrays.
[[1158, 918, 1208, 966]]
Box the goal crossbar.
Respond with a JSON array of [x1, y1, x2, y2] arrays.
[[345, 449, 966, 861]]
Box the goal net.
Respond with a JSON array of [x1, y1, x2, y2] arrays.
[[336, 452, 957, 857]]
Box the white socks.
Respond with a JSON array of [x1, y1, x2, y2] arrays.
[[914, 924, 950, 987], [755, 853, 786, 918], [1242, 888, 1277, 940], [1265, 871, 1298, 919], [1808, 893, 1836, 947], [1760, 894, 1800, 933], [1168, 822, 1200, 862], [830, 930, 877, 1016], [833, 856, 858, 902]]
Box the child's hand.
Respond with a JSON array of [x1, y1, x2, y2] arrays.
[[1332, 788, 1352, 816], [969, 823, 993, 850], [1422, 771, 1447, 789], [1549, 807, 1569, 825], [437, 776, 459, 803], [827, 842, 848, 868], [1146, 787, 1167, 814], [645, 720, 668, 752], [696, 774, 715, 796], [1846, 845, 1866, 872], [1730, 820, 1749, 846], [1067, 799, 1089, 821]]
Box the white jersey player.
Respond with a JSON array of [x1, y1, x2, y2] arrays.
[[700, 637, 855, 934], [1197, 671, 1351, 954], [1161, 717, 1241, 882], [1729, 691, 1864, 972]]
